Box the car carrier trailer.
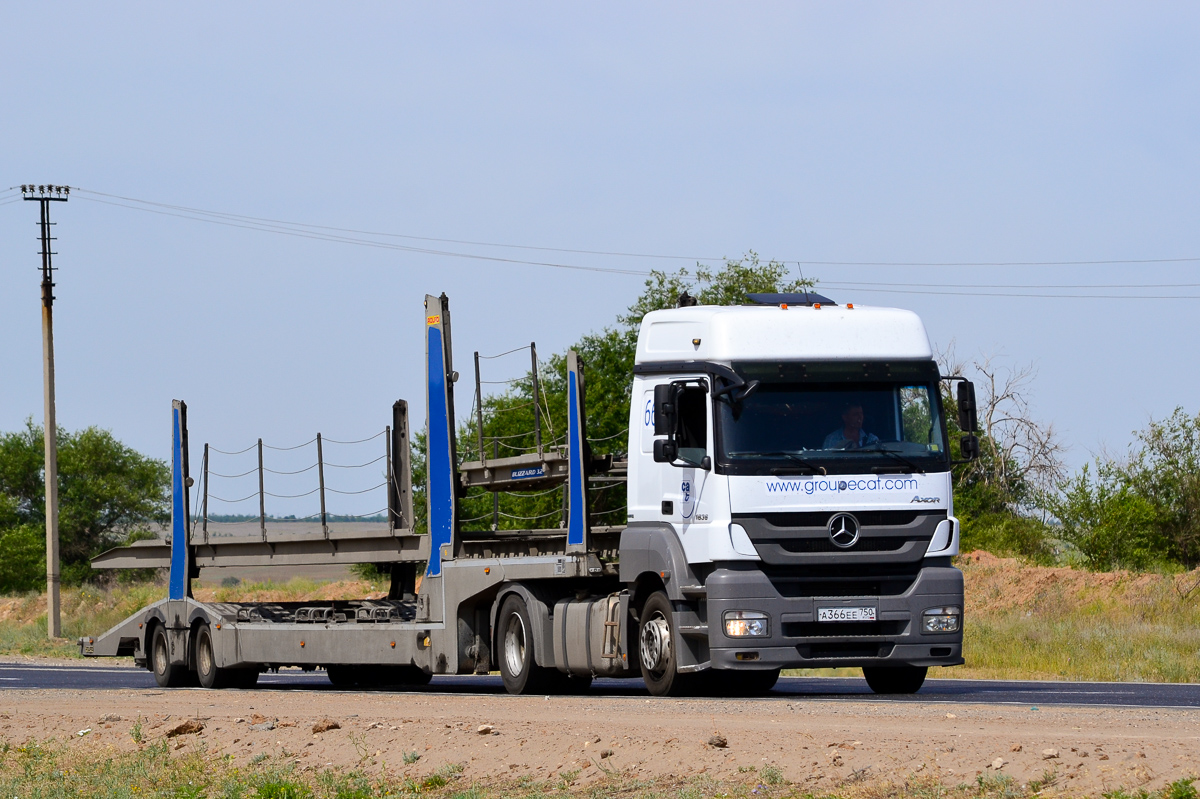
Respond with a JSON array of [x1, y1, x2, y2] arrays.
[[82, 291, 975, 696]]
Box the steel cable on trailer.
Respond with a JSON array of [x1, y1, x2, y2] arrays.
[[322, 430, 386, 445], [587, 428, 628, 443], [477, 345, 531, 360], [262, 437, 317, 451], [264, 487, 321, 499], [207, 491, 261, 504], [207, 467, 259, 479], [328, 508, 388, 519], [498, 508, 563, 521], [502, 486, 562, 497], [325, 454, 387, 468], [326, 482, 387, 495], [263, 463, 319, 475], [208, 443, 258, 456]]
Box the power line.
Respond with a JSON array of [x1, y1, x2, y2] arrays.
[[823, 285, 1200, 300], [74, 188, 711, 261], [65, 188, 1200, 271], [71, 193, 652, 276]]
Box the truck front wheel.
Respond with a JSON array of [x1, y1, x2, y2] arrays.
[[497, 594, 556, 695], [638, 591, 696, 697], [862, 665, 927, 694]]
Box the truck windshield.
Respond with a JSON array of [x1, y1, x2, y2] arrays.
[[716, 361, 949, 475]]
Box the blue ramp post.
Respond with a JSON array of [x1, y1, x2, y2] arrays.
[[168, 400, 191, 600], [424, 294, 459, 577], [565, 350, 590, 553]]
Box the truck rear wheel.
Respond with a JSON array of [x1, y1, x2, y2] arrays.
[[497, 594, 557, 695], [151, 625, 194, 688], [862, 665, 927, 694], [638, 591, 696, 697]]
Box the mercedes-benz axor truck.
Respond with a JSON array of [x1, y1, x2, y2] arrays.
[[82, 291, 976, 697]]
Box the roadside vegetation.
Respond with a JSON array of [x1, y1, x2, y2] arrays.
[[1, 741, 1195, 799]]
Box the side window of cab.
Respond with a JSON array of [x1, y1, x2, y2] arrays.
[[675, 386, 708, 463]]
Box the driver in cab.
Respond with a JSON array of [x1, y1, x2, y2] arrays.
[[823, 403, 880, 450]]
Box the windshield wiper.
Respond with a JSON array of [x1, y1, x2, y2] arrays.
[[727, 451, 827, 475], [857, 444, 926, 474]]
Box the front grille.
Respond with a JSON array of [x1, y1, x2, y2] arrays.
[[778, 536, 910, 554], [783, 620, 909, 638], [762, 565, 921, 597], [797, 642, 895, 659], [753, 510, 923, 528]]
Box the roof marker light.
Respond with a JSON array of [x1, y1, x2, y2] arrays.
[[847, 303, 854, 309], [780, 303, 788, 310], [814, 303, 822, 310]]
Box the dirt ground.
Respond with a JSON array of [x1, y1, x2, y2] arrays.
[[1, 683, 1197, 796]]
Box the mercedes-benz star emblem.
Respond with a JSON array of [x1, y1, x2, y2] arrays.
[[828, 513, 860, 548]]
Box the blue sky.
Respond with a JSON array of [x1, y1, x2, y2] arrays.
[[3, 4, 1198, 515]]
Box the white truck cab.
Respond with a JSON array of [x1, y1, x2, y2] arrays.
[[621, 293, 967, 695]]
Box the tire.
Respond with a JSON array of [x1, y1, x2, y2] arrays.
[[151, 625, 194, 688], [637, 591, 696, 697], [326, 664, 359, 687], [497, 594, 556, 695], [862, 665, 928, 695], [196, 624, 250, 689]]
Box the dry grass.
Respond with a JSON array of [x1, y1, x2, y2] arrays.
[[954, 551, 1200, 683]]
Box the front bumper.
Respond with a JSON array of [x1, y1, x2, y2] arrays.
[[704, 562, 964, 670]]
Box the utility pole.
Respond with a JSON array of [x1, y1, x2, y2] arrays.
[[22, 185, 68, 639]]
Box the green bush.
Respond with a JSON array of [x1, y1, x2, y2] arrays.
[[0, 524, 44, 593], [959, 512, 1055, 564]]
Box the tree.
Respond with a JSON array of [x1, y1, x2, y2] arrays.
[[1046, 460, 1162, 570], [1126, 408, 1200, 568], [0, 420, 170, 588], [938, 348, 1064, 562]]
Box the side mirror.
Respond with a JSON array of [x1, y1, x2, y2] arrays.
[[956, 381, 978, 433], [653, 384, 677, 435], [653, 439, 679, 464], [959, 434, 980, 461], [736, 380, 760, 402]]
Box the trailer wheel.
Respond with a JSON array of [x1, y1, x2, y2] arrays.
[[497, 594, 555, 695], [151, 625, 194, 688], [862, 665, 927, 694], [637, 591, 696, 697], [196, 624, 247, 689]]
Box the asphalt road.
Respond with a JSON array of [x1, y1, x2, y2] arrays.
[[3, 662, 1198, 708]]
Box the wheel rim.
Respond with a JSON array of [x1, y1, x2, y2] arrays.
[[198, 633, 213, 677], [640, 611, 672, 677], [503, 612, 527, 678], [154, 635, 168, 675]]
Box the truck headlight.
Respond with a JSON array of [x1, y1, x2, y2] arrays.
[[723, 610, 769, 638], [922, 606, 961, 633]]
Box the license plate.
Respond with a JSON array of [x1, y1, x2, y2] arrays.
[[818, 606, 877, 622]]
